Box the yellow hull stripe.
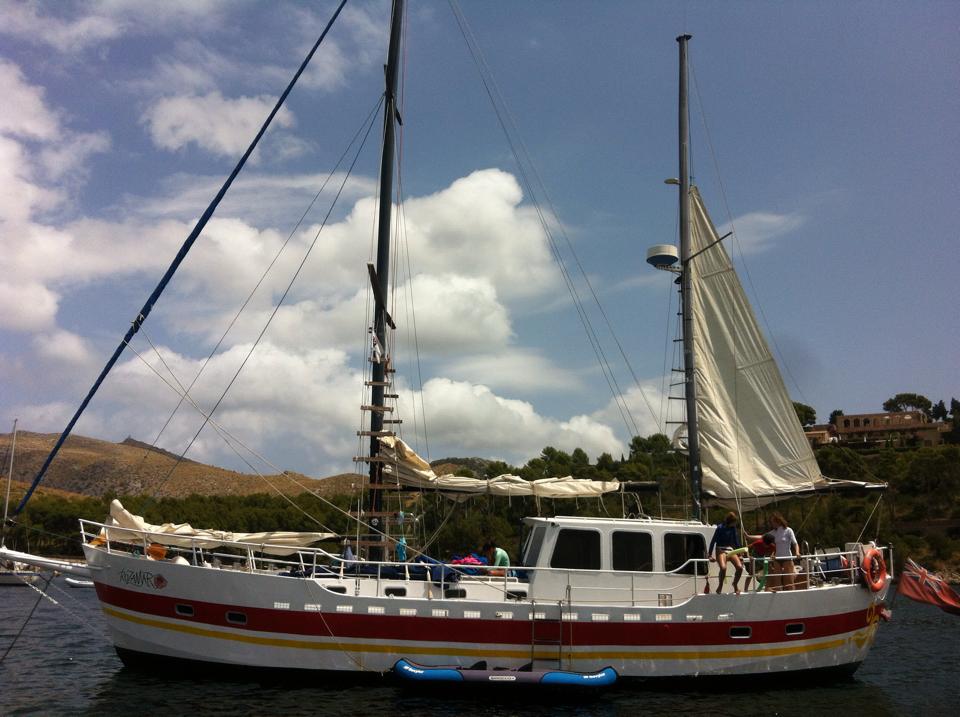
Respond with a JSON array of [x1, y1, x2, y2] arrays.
[[103, 606, 862, 662]]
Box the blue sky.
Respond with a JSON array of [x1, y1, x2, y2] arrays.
[[1, 1, 957, 478]]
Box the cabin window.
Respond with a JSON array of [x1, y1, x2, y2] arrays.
[[385, 586, 406, 597], [175, 603, 194, 617], [325, 585, 347, 594], [550, 529, 601, 570], [522, 526, 547, 567], [612, 531, 653, 571], [785, 623, 805, 636], [663, 533, 706, 575], [729, 626, 751, 639], [225, 611, 247, 625]]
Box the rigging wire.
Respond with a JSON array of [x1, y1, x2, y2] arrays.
[[129, 93, 387, 489], [140, 96, 382, 502], [13, 0, 350, 517], [688, 59, 810, 407], [448, 0, 653, 440], [0, 573, 53, 665]]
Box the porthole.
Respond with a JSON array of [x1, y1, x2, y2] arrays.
[[385, 587, 406, 597], [729, 626, 752, 639], [785, 623, 805, 636], [444, 588, 467, 599], [175, 603, 194, 617], [324, 585, 347, 594], [225, 611, 247, 625]]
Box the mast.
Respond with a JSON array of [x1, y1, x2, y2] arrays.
[[2, 419, 17, 543], [677, 34, 704, 521], [366, 0, 404, 561]]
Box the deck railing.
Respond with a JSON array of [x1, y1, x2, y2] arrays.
[[79, 518, 891, 606]]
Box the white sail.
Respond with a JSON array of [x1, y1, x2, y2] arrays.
[[378, 436, 620, 499], [97, 499, 335, 555], [688, 188, 828, 507]]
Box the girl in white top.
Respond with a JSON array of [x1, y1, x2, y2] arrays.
[[769, 512, 800, 590]]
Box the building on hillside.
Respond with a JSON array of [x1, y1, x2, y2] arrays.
[[803, 424, 837, 447], [833, 411, 950, 447]]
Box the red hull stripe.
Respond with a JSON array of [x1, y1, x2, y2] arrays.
[[95, 583, 871, 647]]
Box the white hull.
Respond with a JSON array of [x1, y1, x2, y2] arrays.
[[83, 542, 889, 679]]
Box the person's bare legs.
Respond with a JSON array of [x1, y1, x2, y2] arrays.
[[716, 552, 728, 593], [730, 554, 744, 594]]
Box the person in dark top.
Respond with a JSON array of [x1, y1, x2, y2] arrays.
[[707, 512, 744, 594]]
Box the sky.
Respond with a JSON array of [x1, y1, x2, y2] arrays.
[[1, 0, 957, 480]]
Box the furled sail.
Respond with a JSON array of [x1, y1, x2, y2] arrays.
[[688, 188, 830, 507], [97, 500, 334, 555], [378, 436, 620, 500]]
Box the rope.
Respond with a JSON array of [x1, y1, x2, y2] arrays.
[[448, 0, 651, 439], [0, 572, 53, 664], [127, 93, 386, 489]]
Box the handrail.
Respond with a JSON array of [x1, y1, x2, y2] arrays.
[[80, 517, 886, 596]]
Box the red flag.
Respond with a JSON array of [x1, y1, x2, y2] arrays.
[[898, 558, 960, 616]]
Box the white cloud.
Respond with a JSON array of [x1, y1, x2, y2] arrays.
[[0, 280, 60, 331], [94, 341, 365, 471], [401, 377, 623, 464], [590, 382, 670, 442], [722, 211, 805, 254], [141, 92, 296, 157], [31, 328, 95, 366], [38, 130, 111, 181], [0, 60, 61, 140], [0, 3, 122, 53], [440, 349, 580, 393], [131, 171, 377, 228]]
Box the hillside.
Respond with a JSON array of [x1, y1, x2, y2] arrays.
[[0, 431, 363, 499]]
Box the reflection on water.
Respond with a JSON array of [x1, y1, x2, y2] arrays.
[[0, 577, 955, 716]]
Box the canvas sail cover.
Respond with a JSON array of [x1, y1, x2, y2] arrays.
[[688, 188, 831, 507], [378, 436, 620, 499], [97, 499, 334, 555]]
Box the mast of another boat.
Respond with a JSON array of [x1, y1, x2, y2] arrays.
[[676, 34, 704, 522], [2, 419, 18, 544], [365, 0, 404, 561]]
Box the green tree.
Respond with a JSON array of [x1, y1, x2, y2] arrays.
[[793, 402, 817, 426], [931, 400, 948, 421], [629, 434, 671, 459], [828, 409, 844, 426], [882, 393, 932, 416]]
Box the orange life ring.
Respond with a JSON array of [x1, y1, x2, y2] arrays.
[[861, 548, 887, 592]]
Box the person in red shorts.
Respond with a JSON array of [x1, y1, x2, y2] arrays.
[[744, 532, 776, 592]]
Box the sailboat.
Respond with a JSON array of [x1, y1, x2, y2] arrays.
[[2, 3, 891, 681]]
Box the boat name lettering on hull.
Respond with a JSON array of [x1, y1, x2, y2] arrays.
[[119, 569, 166, 589]]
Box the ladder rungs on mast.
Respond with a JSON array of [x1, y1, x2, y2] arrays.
[[360, 405, 394, 413], [354, 456, 391, 463], [384, 393, 399, 399], [365, 380, 392, 387], [383, 419, 403, 424], [357, 430, 395, 437]]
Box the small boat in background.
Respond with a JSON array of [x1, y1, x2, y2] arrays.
[[65, 576, 95, 589]]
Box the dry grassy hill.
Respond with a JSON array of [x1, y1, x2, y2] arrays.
[[0, 431, 363, 500]]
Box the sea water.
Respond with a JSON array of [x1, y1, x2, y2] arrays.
[[0, 576, 955, 716]]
